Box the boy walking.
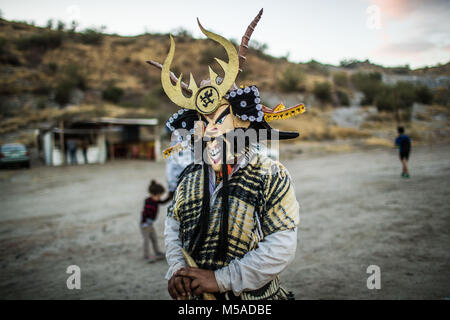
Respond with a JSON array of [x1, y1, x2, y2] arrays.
[[395, 127, 411, 178]]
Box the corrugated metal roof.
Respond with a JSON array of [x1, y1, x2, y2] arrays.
[[95, 118, 158, 125]]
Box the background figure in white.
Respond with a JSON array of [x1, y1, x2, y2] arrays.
[[165, 132, 194, 193]]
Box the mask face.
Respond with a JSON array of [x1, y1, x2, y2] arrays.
[[201, 102, 235, 172]]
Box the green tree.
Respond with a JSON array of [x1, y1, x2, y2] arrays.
[[313, 81, 332, 103], [55, 80, 74, 106], [333, 72, 349, 87], [53, 64, 87, 107], [395, 82, 416, 109], [350, 72, 383, 105], [80, 28, 103, 45], [15, 32, 64, 51], [278, 66, 305, 92], [46, 19, 54, 29], [102, 86, 124, 103], [376, 82, 418, 122], [414, 84, 433, 104], [375, 85, 395, 112], [57, 20, 66, 31], [336, 90, 350, 106]]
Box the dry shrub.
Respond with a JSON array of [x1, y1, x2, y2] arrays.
[[324, 144, 353, 153], [364, 137, 393, 148], [270, 111, 372, 141], [271, 114, 331, 141], [365, 112, 394, 123], [415, 112, 432, 121], [329, 127, 371, 139], [407, 129, 422, 142]]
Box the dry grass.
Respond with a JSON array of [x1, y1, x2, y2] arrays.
[[270, 107, 372, 141], [329, 127, 371, 139], [323, 143, 354, 153], [364, 111, 395, 123], [363, 137, 393, 148]]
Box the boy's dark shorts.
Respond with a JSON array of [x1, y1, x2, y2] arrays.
[[399, 152, 409, 160]]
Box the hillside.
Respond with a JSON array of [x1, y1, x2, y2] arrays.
[[0, 18, 449, 150], [0, 19, 299, 113]]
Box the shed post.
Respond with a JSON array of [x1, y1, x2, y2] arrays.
[[59, 120, 65, 164]]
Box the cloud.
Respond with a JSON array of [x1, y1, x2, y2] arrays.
[[371, 0, 450, 20], [370, 0, 412, 19], [369, 0, 450, 67]]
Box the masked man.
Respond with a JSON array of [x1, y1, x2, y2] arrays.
[[147, 9, 305, 300]]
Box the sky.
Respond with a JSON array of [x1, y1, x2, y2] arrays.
[[0, 0, 449, 69]]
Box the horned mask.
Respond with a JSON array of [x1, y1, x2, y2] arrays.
[[146, 9, 306, 161]]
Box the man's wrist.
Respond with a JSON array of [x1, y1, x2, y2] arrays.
[[166, 262, 187, 280], [214, 268, 231, 293]]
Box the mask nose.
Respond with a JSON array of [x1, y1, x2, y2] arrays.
[[205, 124, 218, 137]]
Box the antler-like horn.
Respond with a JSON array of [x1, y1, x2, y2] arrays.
[[160, 35, 199, 110], [197, 18, 239, 97], [146, 60, 192, 94], [159, 20, 239, 112], [237, 8, 263, 78]]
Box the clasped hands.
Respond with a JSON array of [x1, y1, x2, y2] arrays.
[[168, 267, 219, 300]]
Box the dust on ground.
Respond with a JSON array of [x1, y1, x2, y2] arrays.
[[0, 144, 449, 299]]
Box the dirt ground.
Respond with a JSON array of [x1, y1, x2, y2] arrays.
[[0, 144, 449, 300]]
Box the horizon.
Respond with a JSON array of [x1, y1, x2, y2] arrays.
[[1, 0, 449, 69]]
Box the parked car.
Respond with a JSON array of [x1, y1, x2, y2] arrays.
[[0, 143, 30, 168]]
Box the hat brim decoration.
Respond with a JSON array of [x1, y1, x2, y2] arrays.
[[225, 85, 306, 140], [163, 109, 199, 159], [226, 85, 264, 122], [226, 85, 306, 123], [262, 103, 306, 122]]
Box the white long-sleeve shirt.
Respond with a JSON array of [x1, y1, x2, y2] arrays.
[[164, 216, 297, 296], [164, 146, 299, 296]]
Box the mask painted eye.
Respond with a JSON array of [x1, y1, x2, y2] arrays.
[[217, 115, 227, 125]]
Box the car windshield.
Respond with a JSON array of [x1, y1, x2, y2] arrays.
[[1, 144, 26, 152]]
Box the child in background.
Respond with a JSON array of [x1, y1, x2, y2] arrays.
[[395, 126, 412, 178], [140, 180, 171, 262]]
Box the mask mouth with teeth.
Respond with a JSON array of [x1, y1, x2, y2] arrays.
[[147, 9, 306, 262], [206, 139, 225, 168], [200, 102, 243, 172]]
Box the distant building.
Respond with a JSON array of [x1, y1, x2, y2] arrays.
[[382, 74, 450, 89], [38, 117, 161, 166]]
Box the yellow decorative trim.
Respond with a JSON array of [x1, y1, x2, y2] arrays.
[[162, 142, 187, 159], [264, 104, 306, 122], [273, 103, 285, 112]]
